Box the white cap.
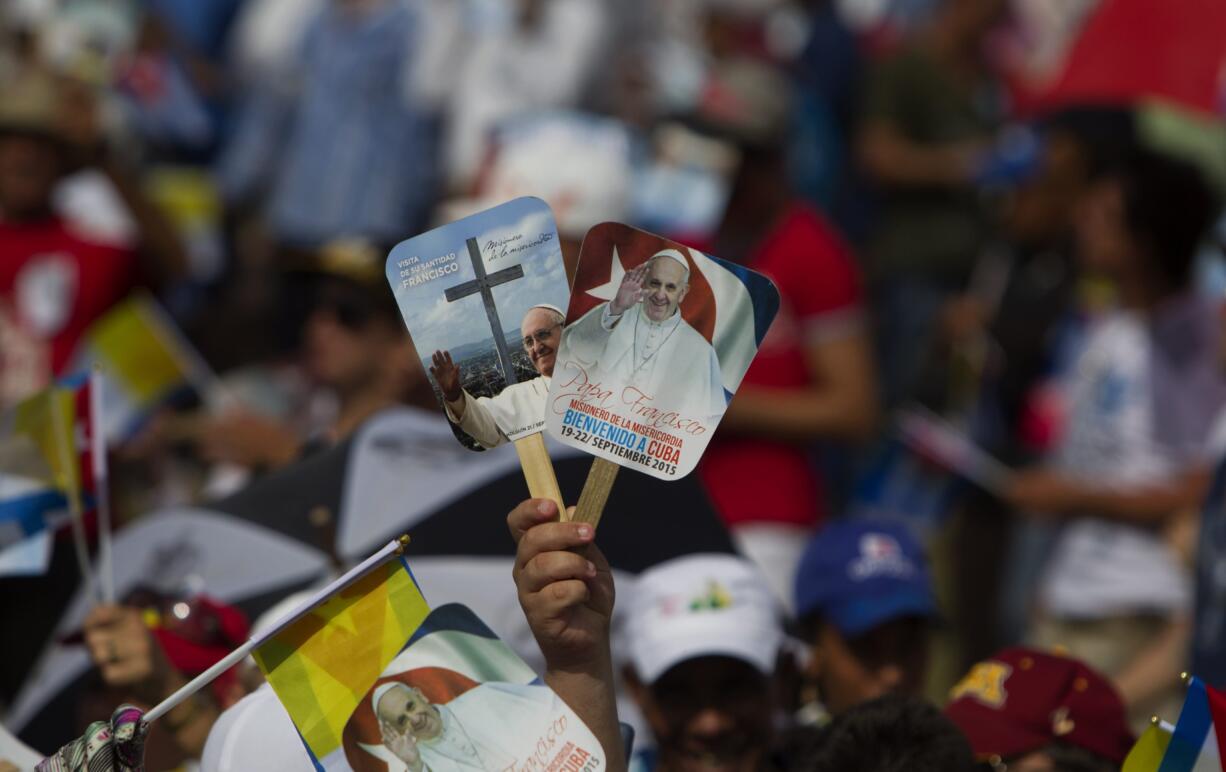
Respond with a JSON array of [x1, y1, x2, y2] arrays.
[[625, 554, 783, 684], [201, 684, 315, 772], [527, 303, 566, 321], [650, 249, 690, 270], [372, 681, 402, 716]]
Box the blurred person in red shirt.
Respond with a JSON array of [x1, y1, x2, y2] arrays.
[[0, 69, 186, 407], [690, 58, 878, 604]]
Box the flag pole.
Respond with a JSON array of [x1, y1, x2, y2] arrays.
[[89, 368, 114, 603], [51, 388, 94, 603], [1152, 715, 1177, 734], [143, 535, 410, 724]]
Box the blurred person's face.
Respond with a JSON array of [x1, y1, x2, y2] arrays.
[[644, 258, 689, 322], [517, 0, 546, 28], [376, 685, 443, 741], [629, 656, 773, 772], [1006, 132, 1089, 244], [1074, 179, 1135, 278], [303, 283, 403, 392], [809, 617, 929, 716], [521, 307, 562, 377], [702, 11, 742, 61], [0, 134, 60, 220], [944, 0, 1008, 39]]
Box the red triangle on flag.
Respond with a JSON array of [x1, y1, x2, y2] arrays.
[[1207, 682, 1226, 770]]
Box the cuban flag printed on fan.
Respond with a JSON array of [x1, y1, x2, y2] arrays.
[[549, 223, 780, 479], [570, 240, 776, 405]]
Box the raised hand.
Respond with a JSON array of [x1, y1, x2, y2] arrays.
[[610, 264, 649, 316], [508, 500, 626, 772], [509, 499, 614, 672], [380, 720, 423, 771], [429, 350, 463, 403]]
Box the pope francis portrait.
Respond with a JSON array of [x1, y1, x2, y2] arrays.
[[429, 304, 563, 448], [562, 249, 726, 421], [362, 680, 558, 772]]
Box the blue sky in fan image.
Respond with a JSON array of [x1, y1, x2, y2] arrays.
[[385, 197, 569, 357]]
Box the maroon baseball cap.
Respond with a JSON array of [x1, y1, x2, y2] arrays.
[[944, 647, 1135, 764]]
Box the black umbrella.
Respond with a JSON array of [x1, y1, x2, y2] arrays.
[[214, 406, 735, 571]]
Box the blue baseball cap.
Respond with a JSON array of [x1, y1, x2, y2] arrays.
[[793, 519, 938, 637]]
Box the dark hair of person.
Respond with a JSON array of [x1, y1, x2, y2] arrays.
[[793, 611, 823, 643], [1111, 147, 1219, 291], [1039, 106, 1136, 179], [790, 694, 976, 772]]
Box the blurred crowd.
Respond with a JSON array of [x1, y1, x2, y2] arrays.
[[2, 0, 1225, 770]]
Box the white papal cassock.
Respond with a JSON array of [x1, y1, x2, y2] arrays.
[[360, 683, 561, 772], [563, 301, 726, 421], [444, 376, 550, 448]]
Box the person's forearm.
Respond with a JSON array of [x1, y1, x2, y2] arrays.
[[544, 648, 626, 772], [1113, 615, 1191, 709], [719, 386, 877, 443], [1052, 469, 1211, 525], [857, 128, 980, 188]]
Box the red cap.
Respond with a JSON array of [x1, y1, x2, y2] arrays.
[[149, 595, 249, 676], [944, 647, 1135, 764]]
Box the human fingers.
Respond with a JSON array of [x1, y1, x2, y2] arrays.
[[520, 550, 597, 595], [515, 521, 594, 571], [576, 541, 612, 574], [530, 579, 592, 618], [507, 499, 561, 544]]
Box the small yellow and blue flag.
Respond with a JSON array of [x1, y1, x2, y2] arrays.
[[251, 553, 429, 767], [67, 294, 204, 440]]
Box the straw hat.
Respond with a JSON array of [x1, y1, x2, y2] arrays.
[[0, 70, 67, 143]]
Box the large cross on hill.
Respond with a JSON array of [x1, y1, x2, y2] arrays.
[[444, 238, 526, 385]]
